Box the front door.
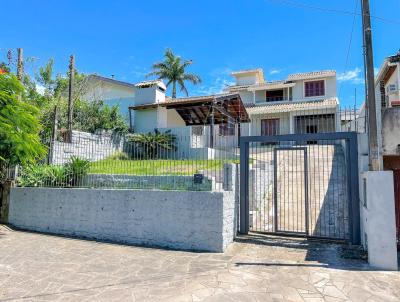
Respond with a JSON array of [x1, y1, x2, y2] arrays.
[[261, 119, 280, 136]]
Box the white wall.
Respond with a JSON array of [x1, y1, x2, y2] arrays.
[[166, 109, 186, 128], [361, 171, 398, 270], [235, 74, 260, 85], [133, 109, 159, 133], [83, 81, 136, 120], [9, 187, 236, 252], [291, 76, 336, 101]]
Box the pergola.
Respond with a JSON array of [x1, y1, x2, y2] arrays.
[[129, 93, 250, 147]]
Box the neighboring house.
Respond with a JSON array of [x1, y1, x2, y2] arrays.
[[83, 75, 137, 120], [374, 51, 400, 249]]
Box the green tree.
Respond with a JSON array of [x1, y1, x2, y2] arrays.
[[147, 48, 201, 98], [0, 73, 46, 169]]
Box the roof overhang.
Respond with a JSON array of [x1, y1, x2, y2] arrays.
[[129, 94, 251, 126], [245, 98, 338, 115], [248, 82, 296, 92]]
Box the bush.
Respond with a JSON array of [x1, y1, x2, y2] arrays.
[[107, 151, 130, 161], [18, 156, 90, 187], [18, 165, 68, 187], [65, 156, 90, 186]]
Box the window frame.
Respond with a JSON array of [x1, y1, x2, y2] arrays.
[[303, 79, 326, 98]]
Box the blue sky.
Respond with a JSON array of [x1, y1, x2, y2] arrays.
[[1, 0, 399, 107]]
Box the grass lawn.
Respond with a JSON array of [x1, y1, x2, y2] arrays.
[[89, 159, 238, 176]]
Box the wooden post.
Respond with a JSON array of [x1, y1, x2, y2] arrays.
[[17, 48, 23, 81], [67, 55, 75, 143]]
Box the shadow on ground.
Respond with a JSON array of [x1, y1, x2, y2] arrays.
[[234, 233, 370, 271]]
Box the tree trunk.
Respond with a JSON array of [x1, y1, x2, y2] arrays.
[[172, 81, 177, 98]]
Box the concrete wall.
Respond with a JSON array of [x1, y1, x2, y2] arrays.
[[50, 131, 124, 165], [9, 187, 236, 252], [360, 171, 398, 270], [84, 174, 213, 191], [382, 108, 400, 155]]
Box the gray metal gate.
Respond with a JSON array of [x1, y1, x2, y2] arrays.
[[239, 132, 360, 244]]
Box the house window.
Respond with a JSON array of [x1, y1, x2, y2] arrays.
[[261, 119, 280, 136], [304, 80, 325, 97], [266, 89, 284, 102], [219, 122, 235, 136], [192, 126, 204, 136]]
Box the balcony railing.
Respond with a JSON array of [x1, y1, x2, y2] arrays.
[[266, 96, 285, 102]]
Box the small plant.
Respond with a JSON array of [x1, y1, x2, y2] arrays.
[[18, 156, 90, 187], [65, 156, 90, 186], [18, 165, 68, 187], [107, 151, 130, 161], [127, 129, 176, 159]]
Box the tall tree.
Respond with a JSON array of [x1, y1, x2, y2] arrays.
[[147, 48, 201, 98], [0, 73, 45, 168]]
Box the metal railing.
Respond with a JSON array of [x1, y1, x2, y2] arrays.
[[14, 126, 239, 192]]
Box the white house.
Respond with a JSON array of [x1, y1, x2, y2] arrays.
[[375, 51, 400, 109], [225, 68, 340, 136]]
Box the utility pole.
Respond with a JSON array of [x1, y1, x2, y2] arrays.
[[17, 48, 23, 81], [361, 0, 381, 171], [67, 55, 75, 143]]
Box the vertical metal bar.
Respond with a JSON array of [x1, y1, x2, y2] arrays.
[[239, 140, 249, 234], [273, 148, 278, 232], [349, 134, 361, 244], [304, 147, 309, 236]]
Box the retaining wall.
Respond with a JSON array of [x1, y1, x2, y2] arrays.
[[9, 187, 235, 252]]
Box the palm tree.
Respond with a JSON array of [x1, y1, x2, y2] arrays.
[[147, 49, 201, 98]]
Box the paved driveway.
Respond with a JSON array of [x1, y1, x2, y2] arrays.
[[0, 225, 399, 302]]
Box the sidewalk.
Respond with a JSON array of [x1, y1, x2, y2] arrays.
[[0, 225, 399, 301]]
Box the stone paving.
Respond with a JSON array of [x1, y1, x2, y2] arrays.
[[0, 225, 399, 302]]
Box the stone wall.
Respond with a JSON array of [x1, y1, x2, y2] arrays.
[[9, 187, 236, 252]]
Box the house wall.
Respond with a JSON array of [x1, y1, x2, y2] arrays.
[[242, 113, 291, 136], [166, 109, 186, 128], [386, 65, 400, 106], [235, 74, 260, 85], [133, 109, 159, 133], [83, 81, 135, 120], [235, 76, 336, 105], [291, 76, 336, 101], [382, 107, 400, 155], [9, 188, 236, 252], [134, 87, 157, 106], [237, 91, 254, 104]]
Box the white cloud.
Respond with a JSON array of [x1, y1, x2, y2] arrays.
[[35, 84, 45, 95], [269, 68, 282, 75], [337, 67, 364, 84], [193, 67, 234, 96]]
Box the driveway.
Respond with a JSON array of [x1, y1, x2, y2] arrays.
[[0, 225, 399, 301]]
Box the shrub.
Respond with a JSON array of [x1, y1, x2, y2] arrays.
[[18, 156, 90, 187], [64, 156, 90, 186], [126, 129, 176, 159], [18, 165, 68, 187], [107, 151, 130, 161]]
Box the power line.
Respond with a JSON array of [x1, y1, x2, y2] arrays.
[[338, 0, 359, 99], [266, 0, 400, 24]]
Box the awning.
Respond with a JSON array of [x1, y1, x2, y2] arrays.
[[129, 93, 251, 126]]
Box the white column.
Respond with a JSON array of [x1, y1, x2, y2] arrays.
[[289, 112, 294, 134], [252, 91, 256, 104]]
